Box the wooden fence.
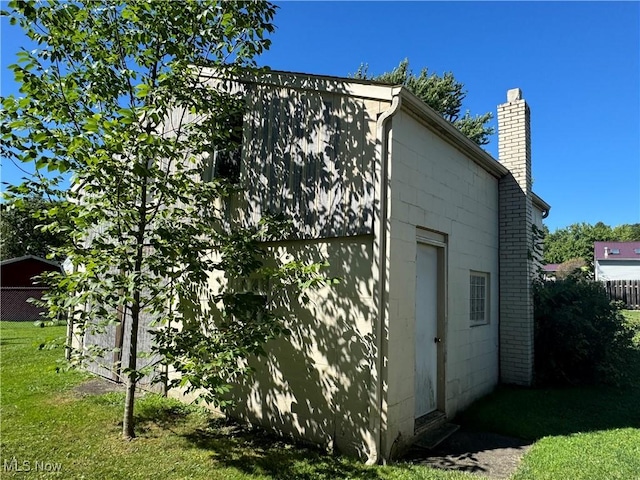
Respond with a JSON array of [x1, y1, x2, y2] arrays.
[[605, 280, 640, 309]]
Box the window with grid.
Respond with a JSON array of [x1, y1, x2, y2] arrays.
[[470, 272, 489, 325]]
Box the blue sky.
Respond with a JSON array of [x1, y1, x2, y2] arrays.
[[1, 1, 639, 232]]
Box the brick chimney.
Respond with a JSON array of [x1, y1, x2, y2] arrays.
[[497, 88, 535, 386]]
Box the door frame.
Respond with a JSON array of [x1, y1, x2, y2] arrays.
[[415, 228, 447, 426]]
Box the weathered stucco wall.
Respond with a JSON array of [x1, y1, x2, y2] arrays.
[[383, 108, 500, 454]]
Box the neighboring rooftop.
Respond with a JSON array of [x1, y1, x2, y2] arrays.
[[594, 241, 640, 261]]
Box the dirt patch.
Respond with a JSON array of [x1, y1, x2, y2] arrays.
[[72, 377, 125, 396], [403, 430, 532, 479]]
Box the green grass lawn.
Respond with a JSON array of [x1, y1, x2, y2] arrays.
[[0, 322, 470, 480], [458, 310, 640, 480], [1, 316, 639, 479], [623, 309, 640, 344]]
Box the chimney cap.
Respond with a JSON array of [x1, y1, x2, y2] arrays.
[[507, 88, 523, 102]]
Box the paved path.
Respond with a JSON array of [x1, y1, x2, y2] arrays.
[[403, 430, 533, 479]]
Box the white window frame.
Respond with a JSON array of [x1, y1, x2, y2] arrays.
[[470, 271, 489, 326]]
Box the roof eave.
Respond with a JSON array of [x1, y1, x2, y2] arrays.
[[0, 254, 61, 268], [395, 86, 509, 179]]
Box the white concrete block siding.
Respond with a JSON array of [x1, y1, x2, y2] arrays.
[[383, 108, 500, 454]]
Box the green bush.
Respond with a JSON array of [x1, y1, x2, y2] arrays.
[[533, 275, 634, 386]]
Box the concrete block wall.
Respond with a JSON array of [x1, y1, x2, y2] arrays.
[[226, 237, 378, 460], [497, 89, 535, 386], [384, 109, 500, 455]]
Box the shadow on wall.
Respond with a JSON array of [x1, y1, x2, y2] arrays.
[[222, 75, 387, 459], [228, 237, 378, 459], [79, 74, 390, 459]]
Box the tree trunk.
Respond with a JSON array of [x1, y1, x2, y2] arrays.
[[122, 178, 147, 439], [122, 293, 140, 439]]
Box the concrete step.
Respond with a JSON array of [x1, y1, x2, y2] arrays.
[[413, 422, 461, 450], [415, 410, 447, 434]]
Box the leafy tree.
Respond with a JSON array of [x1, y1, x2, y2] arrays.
[[353, 59, 495, 145], [555, 257, 588, 280], [612, 223, 640, 242], [0, 195, 66, 260], [1, 0, 331, 440]]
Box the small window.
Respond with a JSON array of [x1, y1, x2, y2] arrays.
[[470, 272, 489, 325], [610, 248, 620, 255], [202, 110, 243, 183], [634, 249, 640, 255]]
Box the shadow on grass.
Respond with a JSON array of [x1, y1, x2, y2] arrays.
[[457, 349, 640, 440], [0, 336, 29, 345], [182, 418, 384, 480]]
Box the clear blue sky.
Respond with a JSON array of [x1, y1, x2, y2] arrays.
[[1, 1, 639, 232]]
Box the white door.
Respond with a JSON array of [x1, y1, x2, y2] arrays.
[[415, 243, 439, 418]]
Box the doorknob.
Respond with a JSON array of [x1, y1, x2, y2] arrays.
[[434, 337, 442, 343]]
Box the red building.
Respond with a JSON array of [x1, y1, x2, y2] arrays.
[[0, 255, 63, 321]]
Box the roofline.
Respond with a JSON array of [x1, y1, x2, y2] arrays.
[[594, 241, 640, 246], [595, 258, 640, 262], [394, 87, 550, 216], [199, 67, 551, 213], [199, 67, 396, 102], [0, 254, 61, 268], [532, 192, 551, 215], [395, 86, 509, 179]]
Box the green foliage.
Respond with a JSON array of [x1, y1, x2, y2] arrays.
[[353, 59, 494, 145], [543, 221, 640, 265], [1, 0, 333, 439], [533, 276, 635, 386], [555, 258, 588, 280], [0, 195, 66, 260]]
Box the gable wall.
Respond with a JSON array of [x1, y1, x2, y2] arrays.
[[383, 109, 500, 453], [0, 259, 60, 287]]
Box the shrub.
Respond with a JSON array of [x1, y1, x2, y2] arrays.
[[533, 275, 634, 386], [555, 257, 588, 280]]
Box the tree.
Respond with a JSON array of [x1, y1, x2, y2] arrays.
[[0, 195, 66, 260], [612, 223, 640, 242], [555, 257, 588, 280], [1, 0, 330, 440], [543, 221, 640, 265], [353, 59, 494, 145]]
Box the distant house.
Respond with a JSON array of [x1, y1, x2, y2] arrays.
[[542, 263, 560, 279], [0, 255, 62, 321], [77, 71, 550, 462], [594, 242, 640, 281]]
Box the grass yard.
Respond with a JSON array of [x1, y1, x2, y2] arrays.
[[458, 310, 640, 480], [1, 314, 639, 479], [0, 322, 472, 480], [624, 309, 640, 343]]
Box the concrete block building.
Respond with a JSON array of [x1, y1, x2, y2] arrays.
[[184, 71, 550, 461], [80, 70, 550, 463]]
